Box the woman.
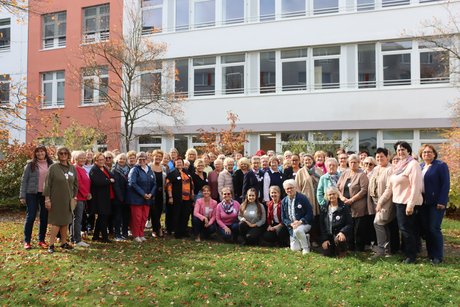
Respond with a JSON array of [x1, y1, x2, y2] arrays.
[[193, 185, 217, 241], [20, 145, 53, 250], [127, 150, 137, 169], [166, 158, 194, 238], [89, 152, 115, 243], [150, 150, 166, 238], [168, 148, 178, 173], [185, 148, 198, 175], [263, 156, 284, 202], [368, 148, 397, 258], [419, 144, 450, 265], [72, 151, 91, 247], [281, 179, 313, 255], [201, 153, 214, 174], [319, 186, 352, 257], [378, 141, 423, 264], [337, 153, 348, 173], [104, 151, 114, 169], [83, 150, 93, 174], [216, 187, 240, 243], [43, 147, 78, 253], [314, 151, 327, 175], [317, 158, 341, 208], [283, 154, 301, 180], [191, 159, 208, 200], [262, 186, 289, 247], [303, 154, 322, 193], [337, 154, 369, 252], [160, 152, 171, 174], [242, 156, 264, 203], [238, 188, 266, 245], [127, 152, 157, 243], [363, 156, 377, 178], [218, 157, 234, 197], [112, 153, 129, 241], [233, 157, 250, 203], [208, 158, 223, 202]]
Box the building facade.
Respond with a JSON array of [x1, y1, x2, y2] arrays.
[[129, 0, 459, 156], [26, 0, 123, 150], [0, 8, 28, 143]]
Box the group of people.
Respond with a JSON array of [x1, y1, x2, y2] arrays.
[[20, 142, 450, 264]]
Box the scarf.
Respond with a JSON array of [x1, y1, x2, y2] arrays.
[[316, 162, 327, 174], [307, 166, 321, 179], [393, 156, 414, 175], [329, 173, 339, 187], [115, 163, 130, 177], [221, 200, 235, 214]]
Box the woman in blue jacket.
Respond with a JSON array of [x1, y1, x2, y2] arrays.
[[127, 152, 157, 243], [419, 144, 450, 265]]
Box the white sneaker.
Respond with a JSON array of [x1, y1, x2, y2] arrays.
[[302, 248, 310, 255], [140, 237, 147, 242], [134, 237, 143, 243], [76, 241, 90, 247]]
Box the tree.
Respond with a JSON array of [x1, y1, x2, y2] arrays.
[[282, 132, 353, 155], [77, 9, 183, 151], [0, 0, 27, 15], [198, 112, 248, 155], [0, 76, 28, 142]]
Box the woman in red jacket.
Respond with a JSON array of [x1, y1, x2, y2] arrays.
[[72, 151, 91, 247], [262, 186, 289, 247]]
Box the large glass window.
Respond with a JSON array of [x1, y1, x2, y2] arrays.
[[260, 51, 276, 93], [222, 54, 245, 95], [281, 48, 307, 91], [357, 0, 374, 11], [140, 62, 162, 98], [382, 0, 410, 7], [176, 0, 190, 31], [82, 66, 108, 105], [83, 4, 110, 43], [260, 0, 275, 21], [281, 0, 305, 18], [42, 71, 65, 108], [193, 56, 215, 96], [42, 12, 66, 49], [223, 0, 244, 24], [313, 46, 340, 89], [0, 18, 11, 51], [358, 44, 376, 88], [0, 74, 10, 104], [313, 0, 338, 15], [142, 0, 163, 34], [359, 130, 377, 156], [382, 41, 411, 86], [420, 51, 449, 84], [175, 59, 189, 97], [194, 0, 215, 28], [138, 135, 162, 152]]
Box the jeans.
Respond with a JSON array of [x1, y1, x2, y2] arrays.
[[262, 223, 290, 247], [239, 222, 265, 245], [419, 203, 445, 260], [192, 216, 216, 238], [24, 192, 48, 243], [395, 203, 418, 260], [71, 201, 85, 243], [218, 222, 239, 242]]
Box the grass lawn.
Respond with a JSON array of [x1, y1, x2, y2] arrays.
[[0, 213, 459, 306]]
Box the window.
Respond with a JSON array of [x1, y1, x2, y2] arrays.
[[0, 18, 11, 51], [140, 62, 162, 98], [357, 0, 374, 11], [358, 44, 376, 88], [83, 4, 110, 43], [0, 74, 10, 104], [175, 59, 189, 97], [223, 0, 244, 24], [419, 50, 449, 84], [282, 0, 305, 18], [382, 41, 411, 86], [260, 0, 275, 21], [194, 0, 215, 28], [193, 56, 215, 96], [142, 0, 163, 34], [176, 0, 190, 31], [138, 135, 162, 152], [313, 0, 338, 15], [82, 66, 108, 105], [42, 71, 65, 108], [260, 51, 276, 93], [281, 48, 307, 91], [382, 130, 413, 152], [382, 0, 409, 7], [42, 12, 66, 49], [313, 46, 340, 89], [222, 54, 245, 95]]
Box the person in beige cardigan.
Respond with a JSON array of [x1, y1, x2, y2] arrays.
[[218, 157, 234, 197], [337, 154, 369, 251], [377, 141, 423, 264]]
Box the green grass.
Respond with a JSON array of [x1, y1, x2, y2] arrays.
[[0, 216, 459, 306]]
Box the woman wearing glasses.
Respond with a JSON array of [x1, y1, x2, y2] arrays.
[[216, 187, 240, 243], [43, 147, 78, 253]]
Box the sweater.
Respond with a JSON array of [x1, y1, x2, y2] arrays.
[[19, 160, 53, 199], [193, 197, 218, 225], [216, 200, 240, 229], [238, 202, 266, 227], [75, 164, 91, 201], [217, 169, 233, 197]]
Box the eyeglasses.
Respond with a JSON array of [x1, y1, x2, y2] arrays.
[[105, 157, 113, 160], [138, 158, 146, 161], [223, 193, 231, 195], [363, 162, 374, 166], [422, 151, 434, 154], [58, 152, 68, 156]]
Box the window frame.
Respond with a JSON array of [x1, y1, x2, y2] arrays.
[[313, 46, 341, 90], [42, 11, 67, 49], [380, 40, 412, 87], [139, 61, 163, 99], [141, 0, 163, 35], [82, 4, 110, 44], [192, 56, 216, 97], [280, 48, 308, 92], [221, 53, 246, 95], [41, 71, 65, 108], [81, 66, 109, 105], [0, 18, 11, 52], [0, 74, 10, 104]]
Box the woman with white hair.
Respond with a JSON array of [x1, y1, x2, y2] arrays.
[[281, 179, 313, 255], [233, 157, 250, 203], [185, 148, 198, 175], [218, 157, 234, 197]]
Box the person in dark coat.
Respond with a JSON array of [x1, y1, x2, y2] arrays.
[[233, 157, 250, 204], [112, 153, 129, 241], [319, 186, 353, 257], [89, 152, 115, 243], [242, 156, 264, 203], [166, 158, 194, 238], [126, 152, 157, 243]]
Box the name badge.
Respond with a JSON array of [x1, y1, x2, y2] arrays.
[[151, 175, 154, 178], [249, 210, 255, 215], [64, 174, 69, 180], [336, 216, 341, 221], [68, 172, 74, 176], [297, 204, 302, 209], [177, 176, 181, 180]]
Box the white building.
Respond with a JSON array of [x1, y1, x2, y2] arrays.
[[0, 8, 28, 143], [130, 0, 459, 155]]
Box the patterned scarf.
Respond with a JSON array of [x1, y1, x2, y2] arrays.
[[329, 173, 340, 187], [393, 156, 414, 175], [221, 200, 235, 214]]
